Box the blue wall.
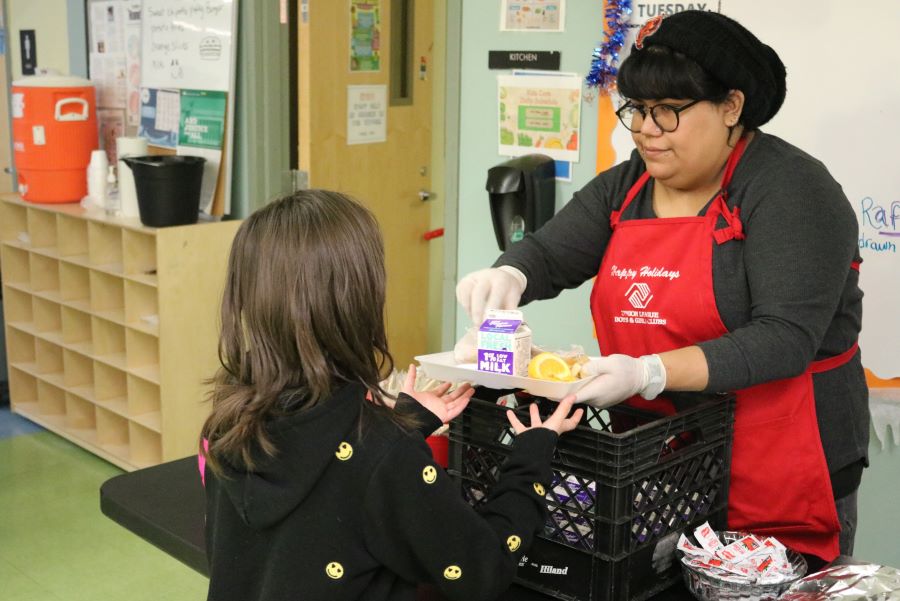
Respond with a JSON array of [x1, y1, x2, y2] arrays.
[[455, 2, 603, 352]]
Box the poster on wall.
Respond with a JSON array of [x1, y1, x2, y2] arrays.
[[500, 0, 565, 32], [138, 87, 179, 148], [350, 0, 381, 71], [347, 85, 387, 144], [177, 89, 227, 213], [89, 1, 127, 110], [497, 73, 581, 162]]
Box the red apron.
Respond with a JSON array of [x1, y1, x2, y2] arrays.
[[590, 137, 854, 561]]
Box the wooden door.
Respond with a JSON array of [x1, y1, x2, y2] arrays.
[[298, 0, 434, 366]]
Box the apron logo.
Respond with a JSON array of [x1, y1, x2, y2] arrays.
[[626, 283, 653, 309]]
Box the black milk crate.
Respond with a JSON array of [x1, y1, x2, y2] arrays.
[[448, 391, 735, 601]]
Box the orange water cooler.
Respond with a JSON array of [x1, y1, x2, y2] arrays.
[[12, 75, 99, 203]]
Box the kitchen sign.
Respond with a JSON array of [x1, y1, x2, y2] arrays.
[[489, 50, 560, 71]]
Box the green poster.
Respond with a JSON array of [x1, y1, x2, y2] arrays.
[[350, 1, 380, 72], [179, 89, 226, 149]]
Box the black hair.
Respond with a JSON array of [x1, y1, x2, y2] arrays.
[[617, 45, 730, 104]]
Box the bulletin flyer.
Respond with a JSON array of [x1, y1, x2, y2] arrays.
[[500, 0, 565, 32], [497, 73, 581, 162], [350, 0, 381, 72]]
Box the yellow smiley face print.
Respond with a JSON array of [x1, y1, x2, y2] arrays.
[[422, 465, 437, 484], [335, 442, 353, 461], [506, 535, 522, 552], [533, 482, 545, 496], [443, 565, 462, 580], [325, 561, 344, 579]]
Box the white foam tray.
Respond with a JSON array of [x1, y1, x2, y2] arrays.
[[414, 351, 597, 400]]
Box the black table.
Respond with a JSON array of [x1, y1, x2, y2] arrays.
[[100, 456, 695, 600]]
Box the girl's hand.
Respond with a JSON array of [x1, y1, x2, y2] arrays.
[[402, 364, 475, 424], [506, 395, 584, 436]]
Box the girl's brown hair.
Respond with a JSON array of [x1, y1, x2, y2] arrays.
[[201, 189, 405, 475]]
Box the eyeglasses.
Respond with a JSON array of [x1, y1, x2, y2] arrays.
[[615, 99, 704, 133]]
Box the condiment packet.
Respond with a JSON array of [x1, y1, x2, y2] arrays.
[[694, 522, 725, 554]]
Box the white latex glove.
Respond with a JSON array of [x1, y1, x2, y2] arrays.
[[574, 354, 666, 407], [455, 266, 527, 326], [453, 327, 478, 363]]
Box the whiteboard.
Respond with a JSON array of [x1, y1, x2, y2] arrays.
[[140, 0, 236, 91], [606, 1, 900, 377]]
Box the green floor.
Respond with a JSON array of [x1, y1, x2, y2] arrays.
[[0, 423, 208, 601]]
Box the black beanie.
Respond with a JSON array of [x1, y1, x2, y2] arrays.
[[631, 10, 786, 129]]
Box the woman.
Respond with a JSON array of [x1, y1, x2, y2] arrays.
[[456, 11, 868, 564]]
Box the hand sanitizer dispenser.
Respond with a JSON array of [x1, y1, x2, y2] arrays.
[[486, 154, 556, 251]]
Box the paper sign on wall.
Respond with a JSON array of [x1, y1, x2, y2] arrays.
[[347, 85, 387, 145], [498, 73, 581, 162]]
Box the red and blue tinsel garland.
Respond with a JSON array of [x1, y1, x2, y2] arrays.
[[585, 0, 632, 93]]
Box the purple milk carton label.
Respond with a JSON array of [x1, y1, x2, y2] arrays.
[[478, 349, 514, 375], [479, 319, 523, 333]]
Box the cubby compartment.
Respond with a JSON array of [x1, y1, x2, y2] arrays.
[[56, 214, 88, 258], [122, 229, 157, 284], [124, 280, 159, 334], [92, 316, 126, 361], [89, 269, 125, 322], [59, 262, 91, 308], [3, 287, 34, 325], [29, 253, 60, 294], [5, 327, 36, 365], [87, 221, 123, 271], [65, 393, 97, 438], [96, 407, 130, 458], [126, 329, 159, 382], [8, 367, 39, 412], [36, 379, 66, 419], [35, 338, 63, 377], [0, 200, 27, 242], [26, 208, 58, 249], [61, 306, 93, 350], [63, 349, 94, 394], [0, 245, 30, 286], [94, 362, 128, 416], [127, 375, 161, 432], [129, 422, 162, 468], [32, 296, 62, 337]]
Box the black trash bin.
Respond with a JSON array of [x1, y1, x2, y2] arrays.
[[122, 155, 206, 227]]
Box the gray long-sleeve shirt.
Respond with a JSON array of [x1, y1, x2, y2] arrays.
[[496, 132, 869, 476]]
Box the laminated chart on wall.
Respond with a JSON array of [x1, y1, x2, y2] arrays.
[[497, 73, 581, 162]]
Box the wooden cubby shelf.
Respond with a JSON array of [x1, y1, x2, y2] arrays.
[[1, 194, 241, 471]]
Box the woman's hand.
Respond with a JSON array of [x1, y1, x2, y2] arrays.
[[506, 395, 584, 435], [402, 364, 474, 424]]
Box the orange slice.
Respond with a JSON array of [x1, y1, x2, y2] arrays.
[[528, 352, 574, 381]]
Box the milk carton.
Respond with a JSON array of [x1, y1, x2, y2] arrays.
[[476, 309, 532, 376]]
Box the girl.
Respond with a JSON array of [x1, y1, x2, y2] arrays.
[[201, 189, 583, 601]]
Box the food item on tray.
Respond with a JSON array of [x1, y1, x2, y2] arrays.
[[527, 351, 590, 381], [476, 309, 532, 376]]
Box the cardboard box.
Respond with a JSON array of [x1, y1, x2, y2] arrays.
[[476, 309, 532, 376]]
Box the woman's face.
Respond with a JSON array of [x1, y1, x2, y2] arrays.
[[629, 93, 742, 190]]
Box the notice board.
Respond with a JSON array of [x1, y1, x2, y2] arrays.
[[87, 0, 238, 215]]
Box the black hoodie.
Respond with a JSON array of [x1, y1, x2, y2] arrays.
[[205, 382, 559, 601]]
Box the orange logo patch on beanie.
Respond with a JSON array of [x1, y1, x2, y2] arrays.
[[636, 15, 664, 49]]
